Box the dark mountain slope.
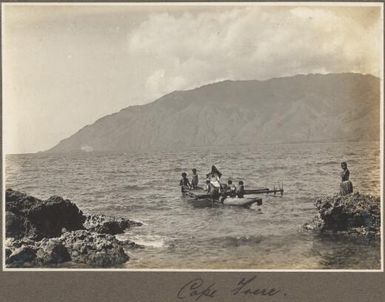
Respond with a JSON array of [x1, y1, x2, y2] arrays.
[[47, 73, 380, 153]]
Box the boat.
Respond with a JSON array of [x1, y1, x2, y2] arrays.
[[182, 184, 283, 208], [183, 188, 262, 208]]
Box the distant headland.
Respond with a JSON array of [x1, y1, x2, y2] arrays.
[[45, 73, 380, 154]]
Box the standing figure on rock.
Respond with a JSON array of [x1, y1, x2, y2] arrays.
[[340, 162, 353, 195]]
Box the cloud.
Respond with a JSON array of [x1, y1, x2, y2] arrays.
[[145, 69, 188, 96], [4, 5, 382, 154], [127, 6, 382, 98]]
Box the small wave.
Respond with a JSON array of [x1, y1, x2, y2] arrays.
[[124, 185, 146, 191], [345, 152, 357, 156], [111, 204, 147, 211], [105, 169, 130, 174], [142, 180, 161, 186], [129, 235, 166, 248], [208, 235, 264, 248], [322, 160, 339, 165]]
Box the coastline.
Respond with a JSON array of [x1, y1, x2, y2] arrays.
[[4, 188, 381, 269]]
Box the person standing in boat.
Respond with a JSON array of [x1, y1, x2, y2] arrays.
[[203, 179, 211, 192], [179, 172, 192, 193], [340, 162, 353, 195], [206, 165, 222, 201], [191, 168, 199, 189], [206, 165, 222, 180], [237, 181, 245, 198]]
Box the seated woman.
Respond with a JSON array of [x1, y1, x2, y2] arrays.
[[340, 162, 353, 195]]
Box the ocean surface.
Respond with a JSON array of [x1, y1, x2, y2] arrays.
[[5, 141, 381, 269]]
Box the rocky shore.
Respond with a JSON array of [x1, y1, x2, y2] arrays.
[[304, 192, 381, 239], [5, 189, 143, 268]]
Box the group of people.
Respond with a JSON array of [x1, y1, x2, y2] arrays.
[[179, 165, 245, 200], [180, 162, 353, 201], [179, 168, 199, 190]]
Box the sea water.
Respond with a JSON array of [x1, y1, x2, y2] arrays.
[[5, 141, 381, 269]]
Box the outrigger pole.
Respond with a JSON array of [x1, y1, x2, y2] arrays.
[[244, 186, 284, 196], [186, 185, 284, 200]]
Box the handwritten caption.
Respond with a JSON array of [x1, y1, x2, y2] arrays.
[[177, 275, 285, 301]]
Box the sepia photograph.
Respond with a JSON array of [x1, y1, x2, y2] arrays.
[[2, 2, 383, 271]]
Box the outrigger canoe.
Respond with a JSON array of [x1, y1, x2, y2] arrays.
[[183, 189, 262, 208], [182, 185, 283, 208]]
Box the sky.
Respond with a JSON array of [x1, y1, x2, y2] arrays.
[[3, 3, 383, 154]]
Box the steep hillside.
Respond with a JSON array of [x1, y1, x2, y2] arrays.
[[47, 73, 380, 153]]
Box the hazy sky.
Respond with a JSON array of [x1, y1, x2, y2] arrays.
[[3, 4, 382, 154]]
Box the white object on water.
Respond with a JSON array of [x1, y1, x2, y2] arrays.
[[80, 145, 94, 152], [223, 197, 261, 207]]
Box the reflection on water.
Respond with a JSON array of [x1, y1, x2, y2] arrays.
[[6, 141, 381, 269]]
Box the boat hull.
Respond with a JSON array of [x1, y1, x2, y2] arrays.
[[182, 190, 262, 208]]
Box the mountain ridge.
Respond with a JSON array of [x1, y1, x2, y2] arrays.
[[46, 72, 380, 153]]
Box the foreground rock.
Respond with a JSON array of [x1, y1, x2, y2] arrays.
[[5, 230, 142, 268], [304, 193, 380, 238], [6, 189, 86, 239], [62, 230, 143, 267], [5, 189, 142, 268], [84, 214, 142, 235]]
